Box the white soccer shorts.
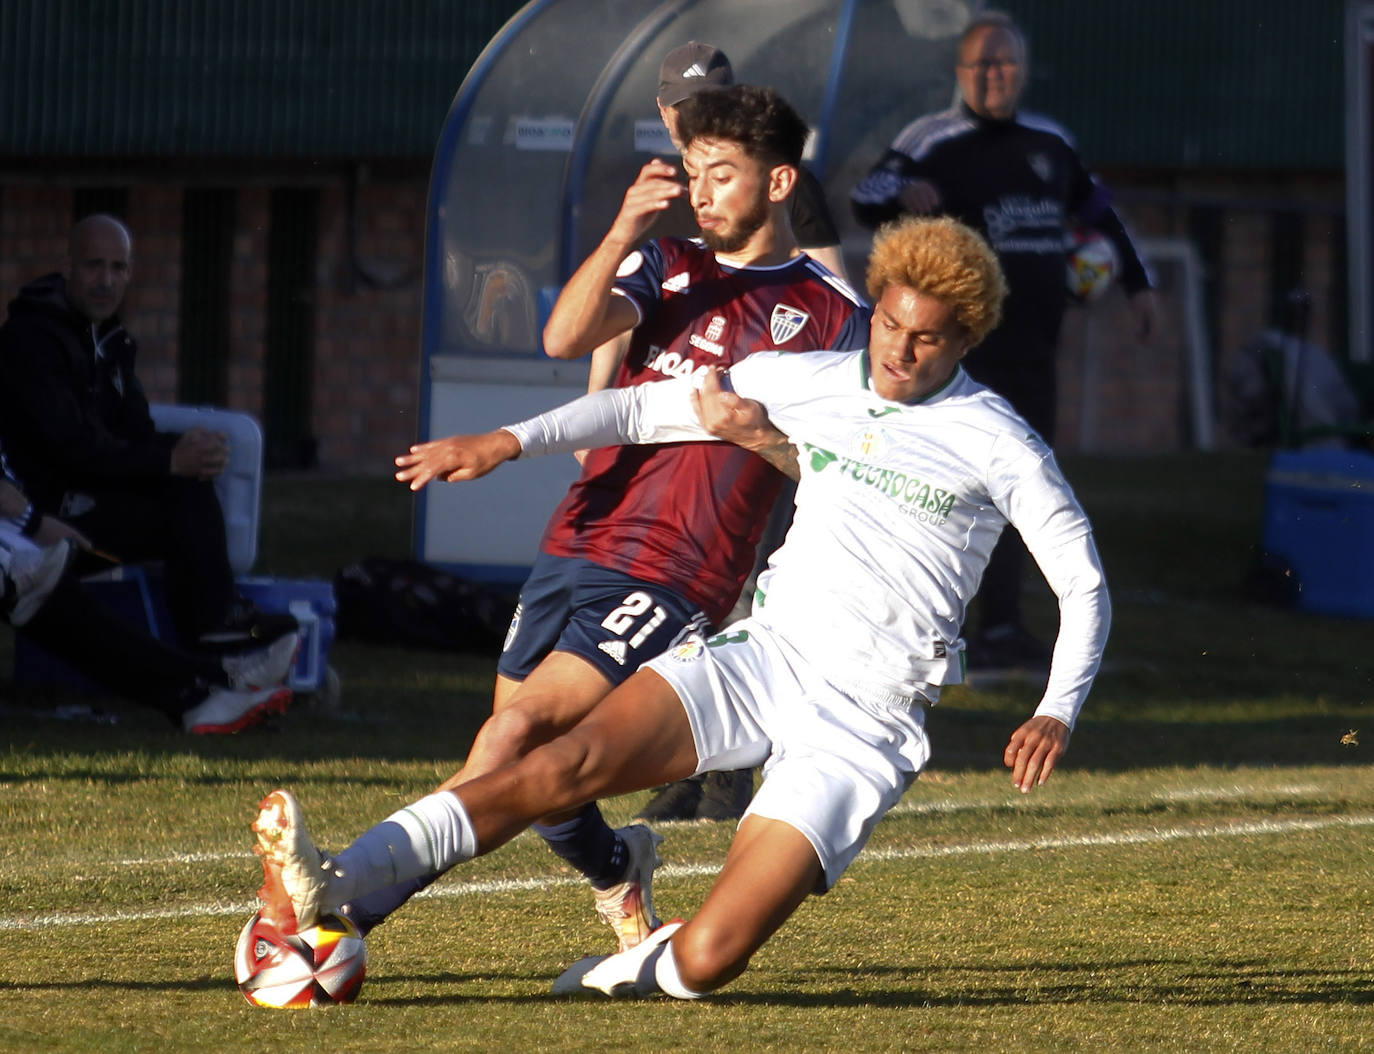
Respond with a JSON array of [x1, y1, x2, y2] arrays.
[[645, 619, 932, 889]]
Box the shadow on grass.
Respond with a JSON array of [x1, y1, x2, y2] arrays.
[[926, 706, 1369, 775], [6, 962, 1367, 1010], [120, 957, 1364, 1009], [718, 957, 1374, 1009], [1, 695, 1367, 780]]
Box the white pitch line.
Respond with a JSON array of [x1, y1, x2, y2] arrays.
[[859, 813, 1374, 864], [63, 781, 1339, 871], [3, 812, 1371, 933], [887, 781, 1327, 816]]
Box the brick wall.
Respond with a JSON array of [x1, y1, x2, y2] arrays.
[[1053, 172, 1347, 453], [0, 175, 427, 471], [122, 186, 182, 402], [312, 178, 426, 470]]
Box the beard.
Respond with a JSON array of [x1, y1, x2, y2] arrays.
[[697, 193, 770, 254]]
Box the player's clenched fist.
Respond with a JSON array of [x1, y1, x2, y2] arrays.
[[394, 429, 522, 491]]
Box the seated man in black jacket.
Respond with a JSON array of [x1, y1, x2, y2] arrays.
[[0, 213, 293, 653]]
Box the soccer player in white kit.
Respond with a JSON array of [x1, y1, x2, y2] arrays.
[[251, 215, 1110, 1001]]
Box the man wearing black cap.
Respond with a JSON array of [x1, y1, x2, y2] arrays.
[[656, 41, 847, 280]]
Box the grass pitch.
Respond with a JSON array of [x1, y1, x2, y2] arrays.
[[1, 453, 1371, 1052]]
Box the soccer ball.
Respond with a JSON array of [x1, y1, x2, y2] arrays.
[[234, 910, 367, 1008], [1065, 228, 1118, 303]]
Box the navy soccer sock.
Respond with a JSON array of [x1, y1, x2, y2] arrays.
[[533, 803, 626, 889], [342, 874, 438, 937]]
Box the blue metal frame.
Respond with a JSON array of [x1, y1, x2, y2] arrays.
[[809, 0, 860, 182]]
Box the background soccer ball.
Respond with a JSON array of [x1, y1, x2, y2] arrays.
[[234, 911, 367, 1008], [1065, 228, 1119, 303]]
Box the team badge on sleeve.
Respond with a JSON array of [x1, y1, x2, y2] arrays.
[[769, 304, 809, 345], [670, 638, 705, 663]]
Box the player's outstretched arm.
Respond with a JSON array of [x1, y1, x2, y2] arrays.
[[692, 367, 800, 480], [1003, 715, 1071, 794], [394, 429, 521, 491]]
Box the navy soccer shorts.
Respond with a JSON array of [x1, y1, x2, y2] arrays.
[[497, 552, 712, 686]]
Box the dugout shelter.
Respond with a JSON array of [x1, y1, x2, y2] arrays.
[[415, 0, 971, 583]]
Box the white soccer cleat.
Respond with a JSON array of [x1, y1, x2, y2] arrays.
[[5, 539, 74, 627], [182, 685, 292, 735], [222, 631, 301, 690], [252, 789, 333, 934], [552, 920, 683, 998], [593, 823, 664, 953]]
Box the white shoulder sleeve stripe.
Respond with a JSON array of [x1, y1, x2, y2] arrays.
[[800, 259, 864, 307], [890, 107, 973, 159]]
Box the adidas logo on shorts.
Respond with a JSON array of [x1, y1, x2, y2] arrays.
[[598, 640, 629, 666]]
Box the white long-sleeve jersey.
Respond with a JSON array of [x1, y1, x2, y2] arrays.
[[507, 350, 1110, 729]]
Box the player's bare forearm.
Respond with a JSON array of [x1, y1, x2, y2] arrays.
[[750, 436, 801, 481], [692, 367, 800, 479], [542, 242, 637, 359], [1004, 715, 1071, 794], [394, 429, 521, 491], [587, 333, 632, 395]]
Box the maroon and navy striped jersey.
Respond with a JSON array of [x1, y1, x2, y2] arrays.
[[538, 237, 869, 625]]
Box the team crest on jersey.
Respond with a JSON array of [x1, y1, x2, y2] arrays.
[[1027, 152, 1052, 183], [769, 304, 809, 345], [669, 638, 705, 663], [852, 426, 889, 459], [689, 316, 727, 356]]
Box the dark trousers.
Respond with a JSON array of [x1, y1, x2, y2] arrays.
[[68, 478, 234, 645], [20, 575, 223, 716], [964, 347, 1058, 634]]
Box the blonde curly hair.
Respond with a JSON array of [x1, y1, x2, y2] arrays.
[[865, 216, 1008, 345]]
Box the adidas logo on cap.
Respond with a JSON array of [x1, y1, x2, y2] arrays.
[[681, 63, 707, 78]]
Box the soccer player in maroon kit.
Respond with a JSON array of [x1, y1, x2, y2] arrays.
[[341, 85, 867, 952]]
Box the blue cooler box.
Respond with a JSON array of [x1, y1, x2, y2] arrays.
[[1262, 448, 1374, 618], [235, 577, 337, 692]]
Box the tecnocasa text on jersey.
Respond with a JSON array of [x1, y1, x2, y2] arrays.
[[803, 443, 958, 525]]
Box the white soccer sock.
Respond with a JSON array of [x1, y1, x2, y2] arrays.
[[653, 941, 705, 1000], [325, 791, 476, 904]]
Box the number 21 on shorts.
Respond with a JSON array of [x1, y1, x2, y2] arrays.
[[600, 591, 668, 649]]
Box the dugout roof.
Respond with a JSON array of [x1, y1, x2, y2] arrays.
[[421, 0, 965, 366]]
